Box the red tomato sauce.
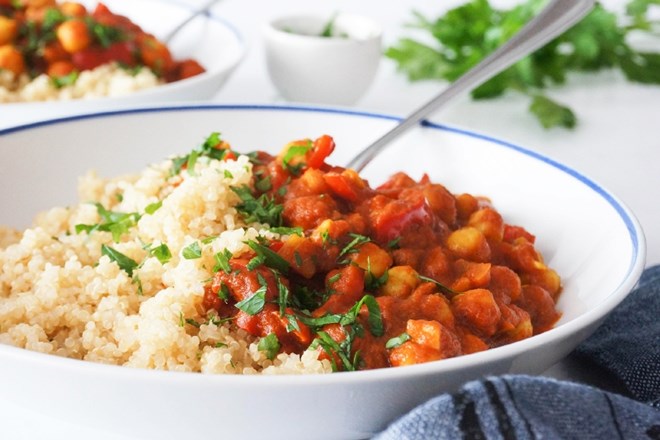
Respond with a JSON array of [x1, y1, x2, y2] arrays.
[[202, 135, 562, 371], [0, 1, 204, 83]]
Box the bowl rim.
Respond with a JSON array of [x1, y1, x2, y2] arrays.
[[265, 12, 383, 42], [0, 0, 246, 107], [0, 103, 646, 386]]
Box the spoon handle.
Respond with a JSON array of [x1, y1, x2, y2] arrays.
[[163, 0, 223, 44], [346, 0, 595, 172]]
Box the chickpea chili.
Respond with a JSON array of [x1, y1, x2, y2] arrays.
[[194, 134, 562, 371], [0, 1, 204, 85]]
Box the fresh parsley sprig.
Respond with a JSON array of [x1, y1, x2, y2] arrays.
[[231, 185, 283, 226], [386, 0, 660, 129]]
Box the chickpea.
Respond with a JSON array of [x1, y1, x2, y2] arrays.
[[42, 42, 69, 64], [0, 44, 25, 76], [0, 16, 18, 46], [455, 193, 478, 221], [380, 265, 419, 298], [56, 19, 91, 53], [138, 35, 173, 73], [446, 226, 491, 262], [47, 60, 76, 77], [451, 288, 501, 336], [423, 184, 456, 226], [468, 207, 504, 242], [60, 2, 87, 17], [177, 59, 205, 80], [25, 6, 48, 22], [298, 168, 330, 195], [406, 319, 442, 350], [348, 242, 392, 278]]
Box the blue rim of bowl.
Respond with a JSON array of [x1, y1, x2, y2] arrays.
[[0, 103, 646, 383]]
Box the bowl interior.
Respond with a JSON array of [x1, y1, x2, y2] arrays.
[[270, 13, 382, 40]]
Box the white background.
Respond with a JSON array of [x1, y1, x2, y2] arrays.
[[2, 0, 659, 438]]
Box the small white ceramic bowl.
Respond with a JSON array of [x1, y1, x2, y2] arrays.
[[264, 13, 382, 105], [0, 105, 646, 439], [0, 0, 245, 129]]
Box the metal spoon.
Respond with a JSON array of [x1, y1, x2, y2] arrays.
[[346, 0, 595, 172], [162, 0, 223, 44]]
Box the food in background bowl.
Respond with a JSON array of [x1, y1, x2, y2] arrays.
[[0, 0, 205, 103], [0, 131, 561, 373]]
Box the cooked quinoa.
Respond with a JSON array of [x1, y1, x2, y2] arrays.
[[0, 63, 161, 103], [0, 149, 332, 374]]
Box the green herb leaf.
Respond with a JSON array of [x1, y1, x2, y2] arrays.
[[149, 243, 172, 264], [269, 226, 303, 236], [231, 185, 283, 226], [182, 242, 202, 259], [213, 249, 233, 273], [144, 201, 162, 215], [338, 233, 371, 259], [257, 333, 281, 360], [385, 332, 411, 349], [246, 240, 290, 273], [418, 274, 458, 297], [529, 94, 576, 129], [234, 286, 267, 315], [386, 1, 660, 130], [101, 244, 138, 276], [51, 71, 79, 89]]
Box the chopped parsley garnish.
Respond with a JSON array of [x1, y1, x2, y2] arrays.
[[144, 201, 162, 215], [311, 330, 360, 372], [185, 318, 201, 328], [365, 259, 389, 291], [297, 294, 384, 338], [234, 276, 268, 315], [42, 8, 66, 30], [255, 175, 272, 192], [217, 282, 231, 302], [85, 17, 125, 48], [257, 333, 281, 360], [101, 244, 138, 276], [387, 237, 401, 250], [246, 240, 290, 273], [75, 203, 140, 242], [269, 226, 303, 237], [213, 249, 233, 273], [385, 332, 411, 349], [338, 233, 371, 259], [294, 251, 303, 268], [327, 273, 342, 284], [231, 185, 283, 226], [274, 271, 290, 316], [281, 141, 312, 175], [148, 243, 172, 264], [51, 71, 79, 89], [169, 132, 234, 177], [182, 242, 202, 259], [418, 274, 458, 297], [223, 169, 234, 179]]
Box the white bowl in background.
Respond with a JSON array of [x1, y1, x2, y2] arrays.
[[0, 105, 646, 439], [264, 14, 382, 105], [0, 0, 245, 130]]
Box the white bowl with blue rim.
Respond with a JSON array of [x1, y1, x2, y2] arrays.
[[0, 0, 245, 130], [0, 104, 645, 439]]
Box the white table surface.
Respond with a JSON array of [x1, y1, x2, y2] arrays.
[[1, 0, 658, 438]]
